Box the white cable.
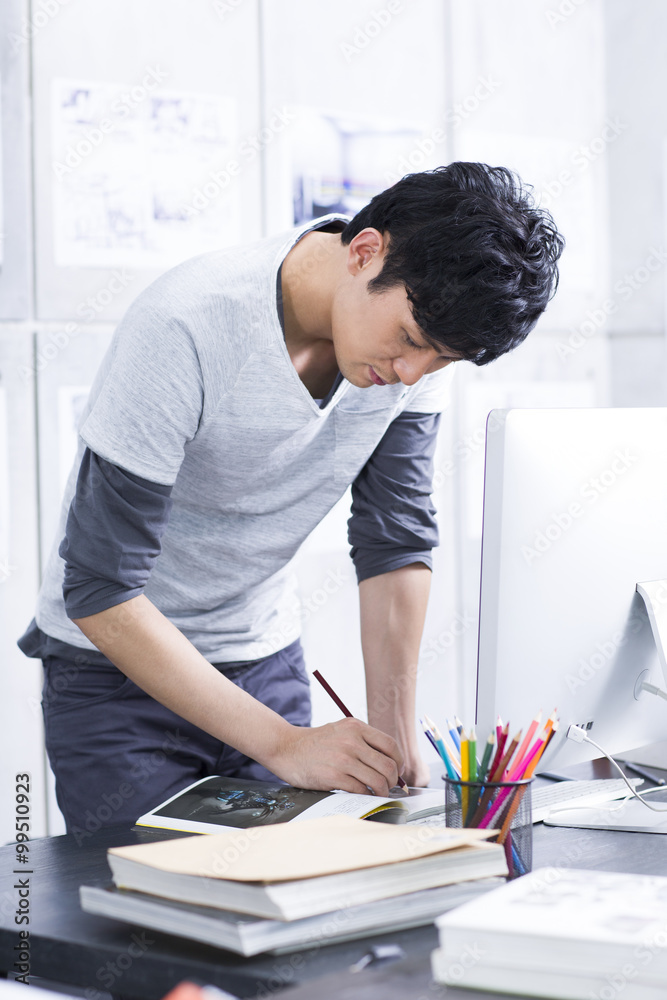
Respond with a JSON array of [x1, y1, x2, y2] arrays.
[[565, 725, 667, 813], [641, 681, 667, 702]]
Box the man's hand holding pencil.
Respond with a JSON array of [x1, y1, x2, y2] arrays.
[[272, 715, 404, 797]]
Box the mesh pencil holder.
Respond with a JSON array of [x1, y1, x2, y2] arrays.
[[444, 777, 533, 879]]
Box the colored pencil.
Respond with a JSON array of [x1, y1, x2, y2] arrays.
[[312, 670, 352, 718], [421, 719, 460, 790], [497, 725, 555, 845], [476, 730, 524, 829], [312, 669, 407, 789], [497, 723, 557, 842], [446, 718, 461, 753], [467, 726, 518, 827], [487, 722, 509, 779], [425, 716, 461, 778], [441, 731, 462, 772], [513, 711, 542, 776], [496, 729, 522, 782], [419, 715, 459, 781], [460, 730, 470, 822], [478, 730, 496, 784], [420, 717, 440, 758], [507, 732, 546, 782], [468, 726, 478, 782]]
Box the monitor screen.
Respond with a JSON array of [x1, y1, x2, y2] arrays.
[[475, 407, 667, 770]]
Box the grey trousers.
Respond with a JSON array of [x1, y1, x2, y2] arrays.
[[41, 639, 311, 838]]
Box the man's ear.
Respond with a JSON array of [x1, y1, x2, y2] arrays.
[[345, 228, 388, 276]]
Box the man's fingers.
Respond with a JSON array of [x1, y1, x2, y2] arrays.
[[273, 718, 405, 795], [358, 725, 404, 772]]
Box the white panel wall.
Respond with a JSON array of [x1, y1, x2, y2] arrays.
[[0, 333, 44, 842]]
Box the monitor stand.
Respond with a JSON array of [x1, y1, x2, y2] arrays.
[[544, 583, 667, 833], [636, 580, 667, 690]]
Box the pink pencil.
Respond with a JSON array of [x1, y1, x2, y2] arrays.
[[507, 732, 547, 782], [509, 711, 542, 778]]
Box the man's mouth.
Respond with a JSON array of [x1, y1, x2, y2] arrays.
[[369, 366, 388, 386]]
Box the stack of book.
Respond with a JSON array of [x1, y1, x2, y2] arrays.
[[431, 867, 667, 999], [80, 814, 508, 956]]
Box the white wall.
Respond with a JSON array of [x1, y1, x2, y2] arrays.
[[1, 0, 662, 839]]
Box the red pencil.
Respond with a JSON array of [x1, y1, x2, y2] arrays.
[[313, 669, 352, 717], [487, 721, 509, 779], [312, 670, 407, 790]]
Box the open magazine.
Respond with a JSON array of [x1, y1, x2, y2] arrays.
[[135, 775, 446, 835]]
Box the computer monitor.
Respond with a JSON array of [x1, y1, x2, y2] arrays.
[[475, 407, 667, 771]]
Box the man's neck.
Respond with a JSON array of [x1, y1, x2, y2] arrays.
[[281, 231, 342, 396]]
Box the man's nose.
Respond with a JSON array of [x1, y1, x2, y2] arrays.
[[394, 351, 448, 385]]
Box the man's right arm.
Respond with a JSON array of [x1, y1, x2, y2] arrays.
[[73, 594, 402, 795], [63, 450, 401, 795]]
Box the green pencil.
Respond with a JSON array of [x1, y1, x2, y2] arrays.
[[478, 730, 496, 784], [468, 726, 478, 782]]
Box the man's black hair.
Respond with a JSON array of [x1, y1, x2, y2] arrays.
[[341, 162, 564, 365]]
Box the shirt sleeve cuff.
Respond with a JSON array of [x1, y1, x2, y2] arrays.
[[65, 586, 146, 620], [351, 548, 433, 585]]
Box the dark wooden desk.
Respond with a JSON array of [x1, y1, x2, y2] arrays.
[[2, 779, 667, 1000]]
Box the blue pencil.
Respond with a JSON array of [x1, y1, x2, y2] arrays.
[[421, 719, 461, 803], [420, 718, 441, 758], [446, 717, 461, 753], [424, 716, 460, 779]]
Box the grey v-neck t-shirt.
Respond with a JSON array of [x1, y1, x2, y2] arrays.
[[34, 217, 454, 662]]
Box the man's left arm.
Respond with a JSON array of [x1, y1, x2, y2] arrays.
[[359, 562, 432, 787], [349, 408, 445, 787]]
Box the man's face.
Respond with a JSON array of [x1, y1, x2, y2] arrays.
[[330, 232, 460, 389]]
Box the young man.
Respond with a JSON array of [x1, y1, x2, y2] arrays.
[[19, 163, 563, 834]]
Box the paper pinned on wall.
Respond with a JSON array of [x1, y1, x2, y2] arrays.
[[51, 79, 238, 269], [264, 107, 427, 233]]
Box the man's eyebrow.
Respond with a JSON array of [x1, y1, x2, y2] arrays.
[[406, 324, 462, 361], [421, 333, 461, 361]]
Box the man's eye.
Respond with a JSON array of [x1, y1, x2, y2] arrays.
[[405, 333, 423, 349]]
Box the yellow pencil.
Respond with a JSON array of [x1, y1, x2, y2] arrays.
[[460, 729, 469, 824]]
